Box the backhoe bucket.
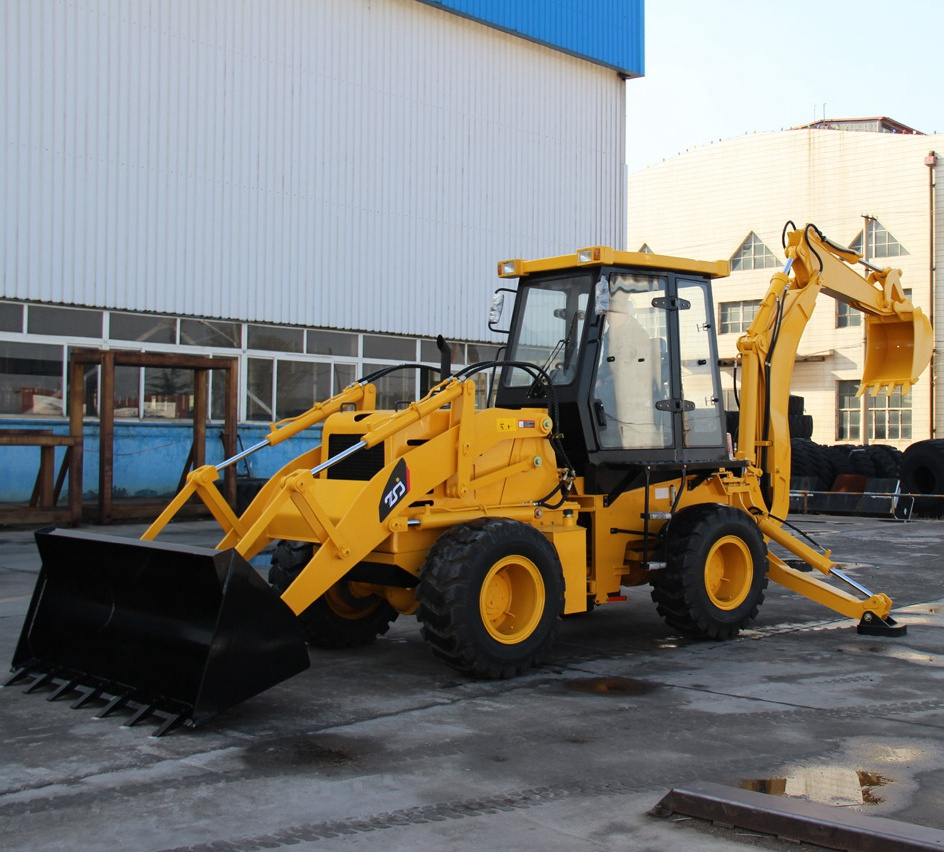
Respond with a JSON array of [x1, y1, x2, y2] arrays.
[[862, 310, 933, 393], [9, 528, 309, 733]]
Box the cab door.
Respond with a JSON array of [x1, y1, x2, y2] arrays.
[[676, 277, 725, 448]]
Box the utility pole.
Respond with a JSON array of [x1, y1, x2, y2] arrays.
[[861, 214, 874, 445]]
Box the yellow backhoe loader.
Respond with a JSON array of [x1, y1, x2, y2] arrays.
[[7, 224, 933, 734]]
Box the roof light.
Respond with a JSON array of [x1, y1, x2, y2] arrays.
[[577, 247, 604, 264], [498, 259, 522, 277]]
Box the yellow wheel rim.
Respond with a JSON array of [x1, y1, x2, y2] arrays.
[[704, 535, 753, 610], [325, 582, 378, 621], [479, 556, 545, 644]]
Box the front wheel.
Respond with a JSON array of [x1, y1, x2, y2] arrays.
[[269, 540, 398, 648], [416, 518, 564, 678], [650, 504, 767, 639]]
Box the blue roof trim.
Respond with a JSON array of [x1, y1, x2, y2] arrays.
[[415, 0, 644, 76]]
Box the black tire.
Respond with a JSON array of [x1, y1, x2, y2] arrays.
[[790, 438, 814, 480], [868, 444, 902, 480], [788, 414, 814, 440], [269, 540, 398, 648], [235, 477, 267, 514], [651, 504, 768, 640], [901, 439, 944, 517], [847, 447, 877, 479], [416, 518, 564, 679], [826, 444, 854, 480], [808, 442, 836, 491]]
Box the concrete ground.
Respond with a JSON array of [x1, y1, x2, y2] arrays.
[[2, 514, 944, 851]]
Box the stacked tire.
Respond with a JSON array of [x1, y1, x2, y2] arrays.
[[789, 438, 903, 492], [899, 439, 944, 517]]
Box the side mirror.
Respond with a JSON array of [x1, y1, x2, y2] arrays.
[[488, 288, 516, 334]]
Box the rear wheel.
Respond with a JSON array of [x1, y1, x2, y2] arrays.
[[416, 518, 564, 678], [651, 504, 767, 639], [269, 540, 398, 648]]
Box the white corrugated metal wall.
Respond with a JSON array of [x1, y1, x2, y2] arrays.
[[1, 0, 626, 342]]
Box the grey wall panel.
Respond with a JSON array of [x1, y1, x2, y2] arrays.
[[1, 0, 626, 341]]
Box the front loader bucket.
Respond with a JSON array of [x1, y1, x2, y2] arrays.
[[862, 309, 933, 393], [9, 528, 309, 733]]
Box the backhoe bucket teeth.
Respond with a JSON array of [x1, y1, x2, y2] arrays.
[[10, 528, 309, 731], [862, 310, 933, 393]]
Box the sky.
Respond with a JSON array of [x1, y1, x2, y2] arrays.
[[626, 0, 943, 172]]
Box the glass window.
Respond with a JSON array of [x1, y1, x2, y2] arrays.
[[114, 366, 141, 418], [719, 300, 760, 335], [111, 312, 177, 344], [28, 305, 103, 338], [850, 220, 908, 258], [731, 233, 780, 271], [503, 275, 592, 388], [179, 318, 240, 348], [0, 342, 63, 416], [869, 386, 912, 441], [307, 329, 357, 357], [594, 273, 672, 450], [247, 358, 274, 422], [334, 363, 356, 395], [363, 362, 417, 409], [143, 367, 193, 419], [837, 380, 861, 441], [81, 364, 100, 418], [248, 324, 304, 353], [420, 339, 443, 363], [0, 303, 24, 333], [837, 302, 862, 328], [363, 334, 415, 362], [466, 343, 500, 365], [211, 369, 229, 421], [837, 380, 912, 442], [275, 360, 333, 418], [678, 278, 724, 448]]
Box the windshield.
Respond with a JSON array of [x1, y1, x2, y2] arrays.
[[503, 276, 591, 388]]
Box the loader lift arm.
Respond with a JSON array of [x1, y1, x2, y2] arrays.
[[733, 223, 933, 628]]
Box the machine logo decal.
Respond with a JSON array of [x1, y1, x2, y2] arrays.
[[379, 458, 410, 522]]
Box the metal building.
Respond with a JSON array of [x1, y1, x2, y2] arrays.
[[0, 0, 642, 503]]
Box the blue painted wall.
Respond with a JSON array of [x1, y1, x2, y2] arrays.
[[2, 421, 323, 503], [416, 0, 645, 76]]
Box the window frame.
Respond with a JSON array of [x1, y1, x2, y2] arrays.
[[718, 299, 761, 335]]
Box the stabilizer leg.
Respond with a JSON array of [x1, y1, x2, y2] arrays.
[[858, 612, 907, 637]]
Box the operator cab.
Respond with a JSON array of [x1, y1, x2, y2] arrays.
[[492, 248, 733, 492]]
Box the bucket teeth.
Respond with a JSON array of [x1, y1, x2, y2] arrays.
[[47, 678, 81, 701], [6, 664, 194, 737], [71, 687, 103, 710]]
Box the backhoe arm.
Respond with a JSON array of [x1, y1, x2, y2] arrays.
[[735, 223, 932, 521], [729, 223, 933, 630]]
